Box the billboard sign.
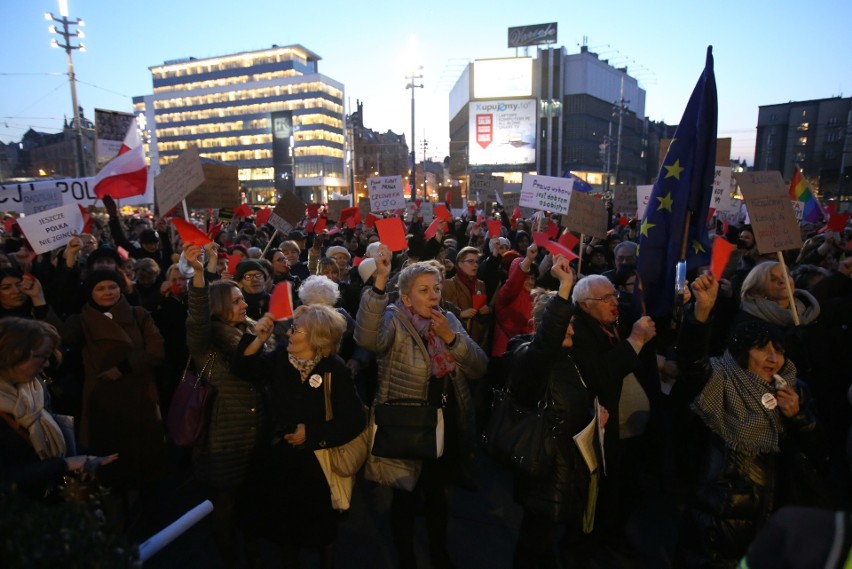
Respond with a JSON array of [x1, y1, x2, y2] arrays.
[[473, 58, 533, 99], [508, 23, 557, 48], [468, 99, 536, 166]]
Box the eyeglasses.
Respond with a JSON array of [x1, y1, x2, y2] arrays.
[[585, 292, 620, 303], [288, 323, 305, 335], [242, 272, 266, 281]]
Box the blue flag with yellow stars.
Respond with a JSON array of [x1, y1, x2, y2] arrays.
[[636, 46, 717, 318]]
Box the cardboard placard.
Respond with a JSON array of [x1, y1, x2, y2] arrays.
[[375, 217, 408, 252], [613, 185, 637, 216], [470, 174, 504, 205], [500, 192, 535, 218], [734, 171, 803, 254], [561, 190, 608, 238], [519, 174, 572, 214], [326, 199, 350, 223], [358, 198, 372, 221], [22, 188, 64, 216], [636, 185, 654, 220], [267, 213, 293, 235], [16, 203, 84, 255], [711, 166, 740, 216], [155, 146, 205, 215], [368, 176, 405, 212], [446, 186, 463, 209], [273, 191, 307, 227]]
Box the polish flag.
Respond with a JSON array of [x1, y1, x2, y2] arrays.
[[93, 119, 147, 199]]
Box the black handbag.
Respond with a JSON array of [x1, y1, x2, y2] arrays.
[[484, 382, 562, 478], [372, 377, 448, 460]]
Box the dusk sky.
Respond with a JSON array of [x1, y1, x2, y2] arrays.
[[2, 0, 850, 167]]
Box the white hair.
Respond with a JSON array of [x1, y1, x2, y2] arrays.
[[489, 237, 510, 254], [365, 241, 382, 259], [571, 274, 613, 304], [297, 275, 340, 306]]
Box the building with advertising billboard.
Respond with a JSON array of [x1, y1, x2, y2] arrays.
[[449, 43, 647, 195], [133, 44, 346, 205]]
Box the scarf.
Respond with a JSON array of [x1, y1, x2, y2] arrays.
[[691, 352, 797, 456], [740, 289, 820, 327], [455, 271, 478, 295], [0, 378, 66, 459], [288, 353, 322, 382], [402, 305, 456, 379]]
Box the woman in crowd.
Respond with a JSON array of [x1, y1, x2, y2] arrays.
[[266, 248, 294, 285], [60, 269, 166, 534], [0, 317, 116, 499], [183, 243, 272, 568], [233, 304, 365, 569], [0, 268, 62, 327], [355, 246, 488, 569], [491, 243, 540, 358], [441, 246, 491, 350], [505, 256, 607, 568], [674, 272, 823, 568]]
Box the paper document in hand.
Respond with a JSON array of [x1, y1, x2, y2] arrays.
[[573, 397, 606, 475]]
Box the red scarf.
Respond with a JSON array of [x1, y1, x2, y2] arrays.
[[402, 305, 456, 379], [455, 271, 478, 295]]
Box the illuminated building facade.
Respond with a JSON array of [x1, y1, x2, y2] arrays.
[[133, 44, 346, 204]]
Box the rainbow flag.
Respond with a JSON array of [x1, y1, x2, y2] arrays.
[[788, 166, 823, 223]]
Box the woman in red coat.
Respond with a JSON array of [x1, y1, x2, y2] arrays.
[[491, 244, 540, 357]]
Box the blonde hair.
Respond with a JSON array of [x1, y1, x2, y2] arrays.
[[293, 304, 347, 358], [398, 262, 442, 295], [741, 261, 782, 300]]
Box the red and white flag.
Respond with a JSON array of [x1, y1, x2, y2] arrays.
[[93, 119, 147, 199]]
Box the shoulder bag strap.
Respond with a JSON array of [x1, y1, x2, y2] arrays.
[[323, 371, 333, 421]]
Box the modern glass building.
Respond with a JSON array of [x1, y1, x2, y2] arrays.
[[133, 44, 346, 204]]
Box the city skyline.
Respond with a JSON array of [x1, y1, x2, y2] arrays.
[[2, 0, 850, 170]]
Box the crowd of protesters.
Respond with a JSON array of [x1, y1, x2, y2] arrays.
[[0, 192, 851, 569]]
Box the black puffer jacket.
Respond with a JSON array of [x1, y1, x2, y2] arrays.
[[674, 314, 822, 569], [506, 295, 596, 525]]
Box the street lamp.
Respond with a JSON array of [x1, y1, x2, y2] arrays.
[[45, 1, 87, 178], [406, 68, 424, 201]]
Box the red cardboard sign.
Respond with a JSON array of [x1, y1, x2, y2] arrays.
[[364, 213, 378, 228], [532, 232, 550, 247], [710, 236, 736, 280], [827, 213, 850, 233], [269, 281, 294, 321], [227, 253, 242, 276], [486, 220, 502, 237], [171, 218, 212, 246], [472, 294, 487, 311], [542, 240, 579, 261], [307, 204, 320, 219], [558, 231, 579, 251], [234, 204, 252, 218], [117, 246, 129, 262], [424, 218, 443, 240], [375, 217, 408, 252], [314, 217, 327, 234], [434, 204, 452, 222], [255, 208, 273, 226]]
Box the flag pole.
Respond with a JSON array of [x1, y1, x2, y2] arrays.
[[577, 233, 585, 276], [776, 251, 800, 326], [635, 272, 648, 317]]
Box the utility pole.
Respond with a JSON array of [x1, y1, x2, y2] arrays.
[[614, 75, 629, 187], [46, 2, 87, 178], [406, 68, 424, 200]]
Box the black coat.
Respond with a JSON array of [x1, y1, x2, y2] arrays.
[[506, 295, 596, 525], [674, 314, 823, 569]]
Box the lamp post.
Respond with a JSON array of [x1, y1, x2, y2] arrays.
[[406, 68, 423, 201], [45, 1, 87, 178]]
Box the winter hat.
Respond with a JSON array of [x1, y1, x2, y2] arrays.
[[234, 259, 267, 281], [358, 258, 377, 282], [139, 229, 160, 244], [325, 246, 351, 260], [85, 247, 123, 271], [83, 269, 123, 301]]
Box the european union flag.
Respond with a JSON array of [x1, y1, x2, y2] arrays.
[[562, 170, 594, 193], [636, 46, 717, 318]]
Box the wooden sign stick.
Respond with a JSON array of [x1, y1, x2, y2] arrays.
[[261, 229, 279, 256], [577, 233, 585, 276], [777, 251, 800, 326]]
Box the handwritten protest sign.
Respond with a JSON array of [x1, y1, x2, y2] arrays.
[[1, 176, 153, 213], [184, 163, 240, 210], [636, 185, 654, 220], [470, 174, 503, 205], [155, 146, 205, 215], [519, 174, 572, 214], [734, 171, 803, 254], [16, 203, 84, 254], [613, 185, 638, 216], [368, 176, 405, 212], [22, 188, 63, 216], [273, 191, 307, 227], [326, 199, 350, 223], [561, 190, 608, 238]]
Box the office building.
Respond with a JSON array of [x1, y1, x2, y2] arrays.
[[134, 44, 346, 204]]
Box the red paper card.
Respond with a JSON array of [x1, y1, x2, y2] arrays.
[[511, 207, 521, 219], [467, 205, 476, 216], [542, 240, 579, 261], [472, 294, 487, 311], [305, 220, 315, 233], [424, 218, 443, 240], [227, 253, 242, 276], [558, 231, 580, 251], [269, 281, 294, 321], [3, 218, 14, 233], [352, 256, 364, 268], [546, 222, 559, 239], [314, 217, 327, 234], [364, 213, 378, 228], [710, 236, 736, 280], [171, 218, 212, 246], [486, 220, 502, 237], [307, 204, 320, 219], [618, 216, 629, 227], [434, 204, 452, 222], [346, 214, 359, 229], [375, 217, 408, 252], [207, 221, 224, 240], [255, 208, 273, 226], [532, 232, 550, 247], [116, 246, 129, 261], [234, 204, 252, 218], [476, 214, 483, 226], [339, 206, 359, 223], [827, 213, 850, 233]]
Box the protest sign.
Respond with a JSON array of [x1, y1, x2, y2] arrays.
[[446, 186, 463, 209], [155, 146, 205, 215], [519, 174, 572, 214], [561, 190, 608, 238], [16, 203, 84, 254], [368, 176, 405, 212], [1, 176, 153, 214], [613, 185, 638, 216], [22, 188, 64, 216], [470, 174, 503, 205], [273, 191, 307, 227], [734, 171, 803, 254], [185, 163, 240, 210], [326, 199, 350, 223], [375, 217, 408, 251], [636, 185, 654, 220]]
